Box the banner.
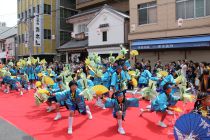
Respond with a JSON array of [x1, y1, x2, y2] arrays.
[[34, 13, 41, 47]]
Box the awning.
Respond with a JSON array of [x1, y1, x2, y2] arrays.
[[131, 35, 210, 50], [57, 39, 88, 52], [87, 47, 121, 54]]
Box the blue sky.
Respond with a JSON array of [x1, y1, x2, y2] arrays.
[[0, 0, 17, 27]]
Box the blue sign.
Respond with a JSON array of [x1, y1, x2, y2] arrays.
[[131, 42, 210, 50]]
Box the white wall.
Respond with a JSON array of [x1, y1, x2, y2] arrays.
[[88, 9, 125, 46]]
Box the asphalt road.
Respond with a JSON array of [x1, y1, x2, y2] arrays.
[[0, 118, 34, 140]]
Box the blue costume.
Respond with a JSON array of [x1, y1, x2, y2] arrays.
[[138, 70, 159, 88], [151, 91, 179, 112], [56, 89, 87, 114], [105, 95, 139, 119], [35, 65, 42, 80], [17, 76, 28, 90], [111, 71, 127, 91], [9, 68, 17, 76], [101, 70, 111, 89], [159, 74, 176, 90], [26, 66, 35, 81]]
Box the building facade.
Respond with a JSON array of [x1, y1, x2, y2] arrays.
[[0, 26, 17, 63], [59, 0, 129, 63], [87, 5, 129, 57], [129, 0, 210, 65], [17, 0, 77, 62]]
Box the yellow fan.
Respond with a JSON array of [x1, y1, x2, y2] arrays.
[[91, 85, 109, 95], [37, 89, 50, 96], [43, 76, 54, 85], [168, 106, 183, 113], [130, 50, 139, 56], [116, 54, 124, 60], [35, 81, 42, 88], [175, 76, 182, 84], [128, 70, 136, 76], [132, 78, 138, 87], [37, 73, 43, 78], [159, 71, 168, 77], [40, 59, 47, 64], [85, 58, 91, 65]]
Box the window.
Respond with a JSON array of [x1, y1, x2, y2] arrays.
[[25, 11, 27, 19], [176, 0, 210, 19], [44, 29, 51, 39], [37, 5, 40, 14], [78, 24, 88, 33], [44, 4, 51, 15], [33, 7, 36, 13], [21, 34, 25, 43], [102, 31, 107, 42], [138, 1, 157, 25], [29, 9, 31, 17], [60, 31, 71, 45], [207, 0, 210, 15]]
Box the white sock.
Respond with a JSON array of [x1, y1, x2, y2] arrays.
[[86, 106, 92, 119], [118, 119, 123, 128], [68, 117, 73, 129]]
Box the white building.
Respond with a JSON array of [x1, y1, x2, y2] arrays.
[[87, 5, 129, 56], [0, 26, 17, 63]]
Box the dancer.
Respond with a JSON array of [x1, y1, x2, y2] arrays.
[[140, 83, 180, 128], [103, 91, 140, 135], [54, 80, 92, 134]]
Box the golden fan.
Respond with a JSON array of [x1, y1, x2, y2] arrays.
[[128, 71, 136, 76], [37, 73, 43, 77], [37, 89, 50, 96], [131, 78, 138, 87], [35, 81, 42, 88], [43, 76, 54, 85], [85, 58, 91, 65], [130, 50, 139, 56], [91, 85, 109, 95], [175, 76, 182, 84], [168, 106, 183, 113], [159, 71, 168, 77]]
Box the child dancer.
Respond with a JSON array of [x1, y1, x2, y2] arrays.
[[103, 91, 140, 135], [140, 83, 180, 128], [54, 80, 92, 134]]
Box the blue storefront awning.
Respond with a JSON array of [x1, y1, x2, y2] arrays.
[[131, 35, 210, 50]]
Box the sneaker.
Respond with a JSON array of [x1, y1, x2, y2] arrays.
[[158, 121, 167, 128], [86, 106, 92, 120], [54, 113, 62, 121], [118, 127, 126, 135], [146, 105, 151, 109], [139, 108, 144, 116], [167, 110, 174, 115], [47, 107, 54, 113], [68, 128, 73, 134]]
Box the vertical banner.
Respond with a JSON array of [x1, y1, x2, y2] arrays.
[[34, 13, 41, 47]]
